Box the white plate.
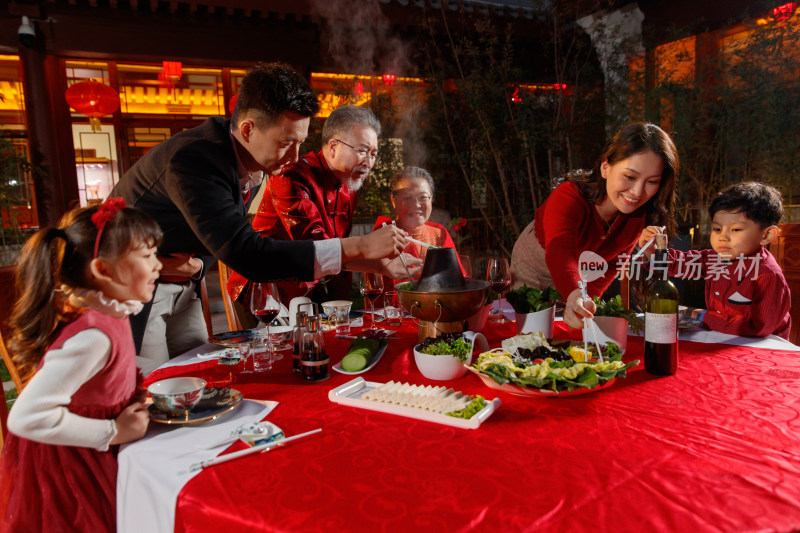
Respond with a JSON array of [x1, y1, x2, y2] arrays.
[[332, 344, 389, 375], [329, 377, 501, 429]]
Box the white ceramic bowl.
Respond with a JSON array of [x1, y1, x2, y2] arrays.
[[147, 377, 206, 416], [413, 331, 489, 381], [263, 325, 293, 346], [414, 347, 469, 380]]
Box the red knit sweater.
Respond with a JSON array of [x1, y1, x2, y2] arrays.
[[533, 181, 645, 298]]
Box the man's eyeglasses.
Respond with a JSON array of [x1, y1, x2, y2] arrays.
[[335, 139, 380, 164]]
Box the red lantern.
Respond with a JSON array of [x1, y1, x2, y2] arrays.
[[65, 79, 120, 131], [511, 87, 522, 103], [772, 2, 796, 21], [382, 74, 396, 86], [162, 61, 182, 82], [354, 81, 365, 95]]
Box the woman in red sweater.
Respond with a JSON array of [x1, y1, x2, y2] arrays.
[[510, 122, 680, 328]]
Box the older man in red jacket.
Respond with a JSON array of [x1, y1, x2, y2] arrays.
[[228, 106, 420, 311]]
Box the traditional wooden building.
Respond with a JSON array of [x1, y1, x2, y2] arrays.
[[0, 0, 785, 228]]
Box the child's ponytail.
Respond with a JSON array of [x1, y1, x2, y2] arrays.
[[9, 228, 78, 383]]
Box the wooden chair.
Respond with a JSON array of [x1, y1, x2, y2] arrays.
[[217, 262, 243, 331], [0, 328, 24, 446], [198, 276, 214, 338], [770, 223, 800, 345]]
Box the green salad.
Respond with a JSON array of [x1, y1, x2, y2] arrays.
[[474, 349, 639, 393], [446, 396, 486, 419], [418, 333, 472, 363]]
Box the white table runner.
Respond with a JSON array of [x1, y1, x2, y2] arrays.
[[117, 399, 277, 533]]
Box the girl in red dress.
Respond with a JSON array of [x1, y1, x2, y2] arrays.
[[0, 198, 163, 532]]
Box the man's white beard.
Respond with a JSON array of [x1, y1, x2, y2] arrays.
[[343, 170, 369, 192]]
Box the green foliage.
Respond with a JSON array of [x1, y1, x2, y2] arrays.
[[0, 138, 33, 248], [505, 285, 561, 314], [419, 11, 606, 255], [593, 295, 644, 333], [630, 17, 800, 231]]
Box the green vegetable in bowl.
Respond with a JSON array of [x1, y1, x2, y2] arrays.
[[592, 295, 644, 334], [418, 333, 472, 363], [396, 282, 415, 291], [505, 285, 561, 314]]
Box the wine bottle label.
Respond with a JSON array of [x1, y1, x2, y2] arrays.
[[645, 312, 678, 344]]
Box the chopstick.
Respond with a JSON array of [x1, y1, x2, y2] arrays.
[[407, 236, 431, 249], [382, 220, 431, 249], [188, 428, 322, 473], [630, 226, 666, 263]]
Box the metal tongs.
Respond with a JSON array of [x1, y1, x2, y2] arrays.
[[579, 280, 604, 363]]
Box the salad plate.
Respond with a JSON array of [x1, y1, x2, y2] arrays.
[[466, 365, 616, 397], [149, 387, 243, 424], [332, 344, 388, 375], [467, 343, 638, 398], [208, 330, 259, 346]]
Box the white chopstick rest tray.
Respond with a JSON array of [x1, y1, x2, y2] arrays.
[[329, 377, 500, 429]]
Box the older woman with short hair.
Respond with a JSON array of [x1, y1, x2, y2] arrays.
[[373, 167, 466, 285]]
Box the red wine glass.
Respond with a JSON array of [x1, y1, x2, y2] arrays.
[[250, 282, 281, 370], [486, 257, 511, 324], [360, 273, 384, 332]]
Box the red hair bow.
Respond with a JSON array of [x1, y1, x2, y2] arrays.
[[92, 197, 127, 258]]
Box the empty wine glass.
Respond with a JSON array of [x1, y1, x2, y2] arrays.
[[459, 254, 473, 278], [250, 282, 281, 371], [486, 257, 510, 324], [360, 273, 384, 332]]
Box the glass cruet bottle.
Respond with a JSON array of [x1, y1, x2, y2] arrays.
[[292, 311, 308, 374], [301, 315, 329, 381]]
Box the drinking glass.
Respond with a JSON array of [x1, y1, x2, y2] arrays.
[[459, 254, 473, 278], [360, 273, 384, 332], [250, 282, 281, 371], [383, 290, 403, 327], [486, 257, 511, 324]]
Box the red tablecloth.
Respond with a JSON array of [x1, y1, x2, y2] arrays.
[[145, 321, 800, 533]]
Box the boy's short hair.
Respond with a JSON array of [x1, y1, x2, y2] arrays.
[[708, 181, 784, 228]]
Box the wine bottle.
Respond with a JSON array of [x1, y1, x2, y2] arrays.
[[644, 234, 679, 375]]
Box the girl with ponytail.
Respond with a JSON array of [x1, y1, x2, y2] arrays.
[[0, 198, 163, 532]]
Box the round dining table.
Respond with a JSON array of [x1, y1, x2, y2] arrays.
[[131, 315, 800, 533]]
